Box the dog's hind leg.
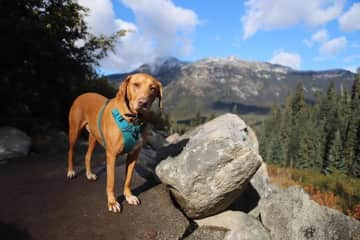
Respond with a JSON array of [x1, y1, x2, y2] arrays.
[[67, 111, 83, 179], [85, 133, 97, 181]]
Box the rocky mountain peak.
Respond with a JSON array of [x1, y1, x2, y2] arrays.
[[107, 56, 356, 117]]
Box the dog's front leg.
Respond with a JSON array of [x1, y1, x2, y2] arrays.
[[106, 151, 121, 213], [124, 149, 141, 206]]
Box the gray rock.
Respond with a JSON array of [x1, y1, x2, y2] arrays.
[[185, 226, 228, 240], [166, 133, 180, 144], [156, 114, 262, 218], [0, 126, 31, 161], [146, 129, 167, 150], [259, 186, 360, 240], [135, 138, 189, 181], [180, 114, 259, 153], [135, 147, 159, 180], [229, 162, 279, 218], [196, 211, 271, 240]]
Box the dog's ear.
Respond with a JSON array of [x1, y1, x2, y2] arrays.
[[157, 81, 163, 110], [116, 75, 131, 100]]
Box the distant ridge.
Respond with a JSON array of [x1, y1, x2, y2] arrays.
[[107, 56, 356, 118]]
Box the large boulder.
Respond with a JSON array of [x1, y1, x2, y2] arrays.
[[195, 210, 271, 240], [259, 186, 360, 240], [155, 114, 262, 218], [0, 126, 31, 161]]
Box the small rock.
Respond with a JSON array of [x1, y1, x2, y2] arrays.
[[0, 126, 31, 161], [166, 133, 180, 144]]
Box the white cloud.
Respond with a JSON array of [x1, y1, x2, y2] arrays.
[[77, 0, 118, 36], [319, 36, 347, 56], [339, 3, 360, 31], [269, 50, 302, 69], [304, 28, 329, 48], [121, 0, 198, 56], [303, 39, 314, 48], [311, 29, 329, 42], [242, 0, 345, 39], [77, 0, 199, 72]]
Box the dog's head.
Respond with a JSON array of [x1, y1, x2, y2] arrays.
[[116, 73, 163, 114]]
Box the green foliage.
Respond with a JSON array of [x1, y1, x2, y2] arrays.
[[0, 0, 126, 129], [261, 74, 360, 178], [268, 164, 360, 215]]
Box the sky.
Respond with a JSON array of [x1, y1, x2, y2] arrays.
[[77, 0, 360, 74]]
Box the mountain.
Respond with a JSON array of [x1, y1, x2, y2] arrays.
[[107, 56, 356, 119]]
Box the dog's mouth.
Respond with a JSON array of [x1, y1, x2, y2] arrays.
[[135, 102, 150, 112]]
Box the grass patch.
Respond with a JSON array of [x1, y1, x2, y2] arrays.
[[267, 164, 360, 220]]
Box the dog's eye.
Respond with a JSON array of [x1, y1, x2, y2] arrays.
[[133, 83, 140, 88], [150, 86, 156, 92]]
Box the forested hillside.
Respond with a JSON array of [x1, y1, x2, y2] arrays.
[[260, 72, 360, 178]]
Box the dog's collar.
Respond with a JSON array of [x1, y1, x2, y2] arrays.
[[124, 113, 144, 125]]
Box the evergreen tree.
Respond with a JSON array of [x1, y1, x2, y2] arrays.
[[344, 74, 360, 174], [351, 121, 360, 177], [291, 82, 306, 116], [269, 131, 285, 166], [327, 130, 343, 172]]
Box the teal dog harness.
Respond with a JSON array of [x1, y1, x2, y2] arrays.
[[97, 100, 145, 153]]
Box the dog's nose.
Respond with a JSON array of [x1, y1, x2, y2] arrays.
[[138, 99, 149, 108]]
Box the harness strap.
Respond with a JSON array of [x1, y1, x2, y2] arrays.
[[111, 109, 145, 153], [98, 99, 110, 148]]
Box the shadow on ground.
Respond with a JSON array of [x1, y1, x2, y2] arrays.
[[0, 143, 188, 240]]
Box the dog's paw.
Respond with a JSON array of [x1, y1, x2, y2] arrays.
[[125, 195, 140, 206], [86, 172, 97, 181], [67, 170, 76, 179], [108, 201, 121, 213]]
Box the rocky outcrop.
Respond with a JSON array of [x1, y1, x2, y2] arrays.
[[259, 186, 360, 240], [0, 126, 31, 161], [155, 114, 262, 218], [195, 210, 271, 240]]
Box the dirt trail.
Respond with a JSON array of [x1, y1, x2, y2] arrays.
[[0, 148, 188, 240]]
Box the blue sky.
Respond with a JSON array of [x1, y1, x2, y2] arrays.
[[78, 0, 360, 74]]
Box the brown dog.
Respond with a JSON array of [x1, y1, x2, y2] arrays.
[[67, 73, 163, 213]]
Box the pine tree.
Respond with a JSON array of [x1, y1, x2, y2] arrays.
[[344, 74, 360, 174], [269, 131, 285, 166], [351, 121, 360, 177], [291, 82, 306, 116], [327, 130, 343, 172], [260, 105, 282, 163]]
